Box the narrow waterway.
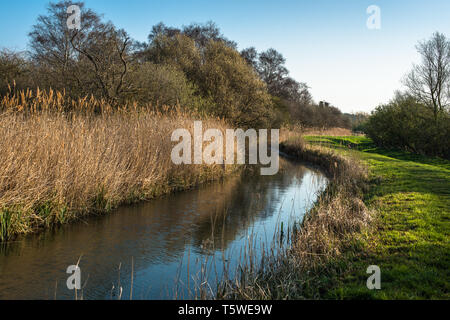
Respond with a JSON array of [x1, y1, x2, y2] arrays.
[[0, 157, 327, 300]]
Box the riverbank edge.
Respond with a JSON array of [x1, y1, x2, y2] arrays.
[[0, 164, 243, 243], [217, 135, 374, 299]]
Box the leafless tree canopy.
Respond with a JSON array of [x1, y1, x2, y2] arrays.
[[404, 32, 450, 119], [28, 0, 133, 100]]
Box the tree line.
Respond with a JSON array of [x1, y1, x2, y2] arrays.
[[0, 0, 352, 129]]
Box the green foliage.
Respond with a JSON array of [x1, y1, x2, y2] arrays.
[[365, 95, 450, 158], [144, 34, 201, 75], [342, 112, 370, 132]]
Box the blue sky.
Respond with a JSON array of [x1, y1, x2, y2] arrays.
[[1, 0, 449, 113]]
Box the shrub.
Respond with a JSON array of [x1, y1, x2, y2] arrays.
[[198, 41, 274, 128], [128, 62, 204, 111], [365, 95, 450, 158], [0, 50, 32, 94]]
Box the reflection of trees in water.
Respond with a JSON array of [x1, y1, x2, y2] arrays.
[[190, 158, 312, 251]]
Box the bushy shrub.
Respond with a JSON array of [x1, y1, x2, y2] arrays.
[[0, 50, 32, 94], [128, 62, 204, 111], [365, 95, 450, 158], [198, 41, 274, 128], [289, 102, 351, 129]]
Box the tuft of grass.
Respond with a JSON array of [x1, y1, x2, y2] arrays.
[[0, 209, 13, 242]]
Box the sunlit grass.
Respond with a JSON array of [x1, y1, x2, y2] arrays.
[[305, 136, 450, 299]]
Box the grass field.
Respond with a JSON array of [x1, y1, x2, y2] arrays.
[[305, 136, 450, 299]]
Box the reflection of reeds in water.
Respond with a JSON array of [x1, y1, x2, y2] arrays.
[[189, 158, 323, 250], [174, 206, 292, 300], [171, 161, 328, 300], [54, 157, 327, 300]]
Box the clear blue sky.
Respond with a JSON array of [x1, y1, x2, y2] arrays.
[[1, 0, 449, 113]]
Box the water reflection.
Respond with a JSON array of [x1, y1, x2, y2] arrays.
[[0, 157, 327, 300]]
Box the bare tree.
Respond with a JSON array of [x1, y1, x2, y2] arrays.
[[280, 78, 312, 105], [70, 23, 131, 100], [29, 1, 132, 100], [182, 21, 237, 49], [240, 47, 258, 70], [404, 32, 450, 119], [29, 1, 98, 93], [258, 48, 289, 96]]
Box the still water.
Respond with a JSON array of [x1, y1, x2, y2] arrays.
[[0, 157, 327, 300]]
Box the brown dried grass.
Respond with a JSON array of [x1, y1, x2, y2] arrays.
[[301, 127, 355, 136]]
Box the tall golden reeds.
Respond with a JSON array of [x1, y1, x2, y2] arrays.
[[0, 89, 237, 241]]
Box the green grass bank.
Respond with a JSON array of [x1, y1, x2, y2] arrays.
[[305, 135, 449, 299]]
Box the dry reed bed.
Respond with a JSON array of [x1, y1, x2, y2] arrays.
[[0, 89, 236, 241], [218, 136, 373, 299], [301, 127, 354, 137]]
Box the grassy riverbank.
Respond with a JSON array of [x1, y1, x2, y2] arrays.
[[0, 89, 238, 242], [305, 136, 449, 299], [220, 134, 449, 300], [219, 135, 374, 299]]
